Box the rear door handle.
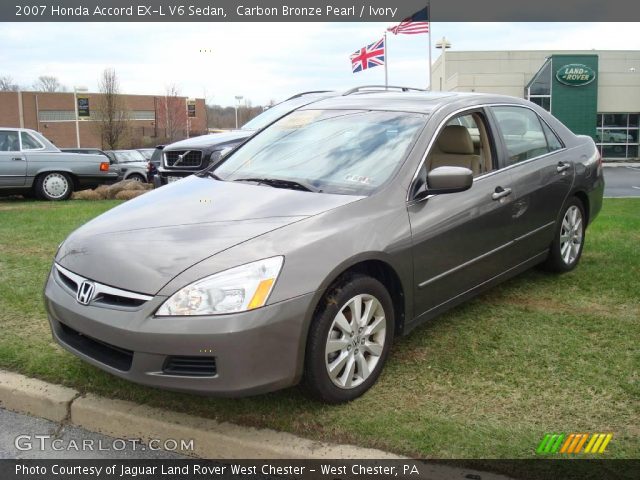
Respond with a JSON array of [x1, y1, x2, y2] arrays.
[[492, 186, 512, 200], [12, 157, 25, 161], [557, 162, 570, 173]]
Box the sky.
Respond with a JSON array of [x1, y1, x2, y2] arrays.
[[1, 22, 640, 106]]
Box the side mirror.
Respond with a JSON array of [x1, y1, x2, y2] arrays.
[[414, 166, 473, 201]]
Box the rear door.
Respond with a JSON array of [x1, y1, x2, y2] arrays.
[[488, 106, 574, 262], [0, 130, 26, 186], [408, 108, 518, 317]]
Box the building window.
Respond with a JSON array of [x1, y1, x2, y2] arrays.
[[39, 110, 76, 122], [525, 58, 552, 112], [130, 110, 155, 121], [596, 113, 640, 159]]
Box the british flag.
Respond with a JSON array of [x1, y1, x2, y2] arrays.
[[350, 37, 385, 73]]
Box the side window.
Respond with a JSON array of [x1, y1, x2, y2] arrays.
[[492, 106, 551, 166], [540, 120, 563, 152], [20, 132, 44, 150], [0, 131, 20, 152], [427, 111, 494, 177]]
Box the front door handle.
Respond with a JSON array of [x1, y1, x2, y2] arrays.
[[557, 162, 571, 173], [492, 186, 512, 201], [12, 157, 25, 161]]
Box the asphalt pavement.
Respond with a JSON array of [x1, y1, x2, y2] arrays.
[[0, 408, 187, 460], [603, 165, 640, 197]]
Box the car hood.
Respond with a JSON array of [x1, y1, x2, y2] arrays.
[[56, 176, 362, 295], [164, 131, 252, 150]]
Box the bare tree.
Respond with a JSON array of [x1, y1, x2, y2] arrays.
[[0, 75, 19, 91], [96, 68, 129, 149], [33, 75, 67, 92], [157, 83, 187, 142]]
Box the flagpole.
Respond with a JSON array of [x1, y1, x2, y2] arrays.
[[384, 31, 388, 89], [427, 2, 432, 90]]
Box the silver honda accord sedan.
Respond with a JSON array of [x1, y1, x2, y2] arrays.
[[45, 91, 604, 403]]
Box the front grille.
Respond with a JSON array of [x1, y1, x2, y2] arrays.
[[164, 150, 203, 169], [163, 356, 217, 377], [58, 322, 133, 371], [54, 264, 152, 309]]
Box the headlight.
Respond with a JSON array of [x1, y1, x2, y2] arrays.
[[156, 256, 283, 316]]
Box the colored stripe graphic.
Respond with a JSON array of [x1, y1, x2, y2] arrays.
[[538, 433, 613, 454]]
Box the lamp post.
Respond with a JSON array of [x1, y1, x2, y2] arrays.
[[234, 95, 243, 129], [73, 86, 88, 147], [435, 37, 452, 91]]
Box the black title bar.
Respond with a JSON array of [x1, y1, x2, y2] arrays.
[[2, 0, 640, 22]]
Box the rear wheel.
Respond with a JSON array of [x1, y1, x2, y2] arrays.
[[543, 197, 586, 272], [303, 275, 394, 403], [127, 173, 146, 183], [35, 172, 72, 201]]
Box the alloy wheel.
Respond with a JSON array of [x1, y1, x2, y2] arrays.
[[42, 173, 69, 199], [324, 294, 386, 389], [559, 205, 583, 265]]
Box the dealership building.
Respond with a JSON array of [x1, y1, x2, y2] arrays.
[[0, 91, 206, 148], [431, 50, 640, 159]]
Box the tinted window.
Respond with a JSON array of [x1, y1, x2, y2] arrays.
[[216, 109, 426, 196], [0, 131, 20, 152], [113, 151, 146, 163], [492, 107, 551, 165], [20, 132, 43, 150]]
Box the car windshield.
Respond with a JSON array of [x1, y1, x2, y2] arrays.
[[241, 95, 327, 131], [137, 149, 154, 160], [114, 151, 146, 163], [214, 109, 426, 196]]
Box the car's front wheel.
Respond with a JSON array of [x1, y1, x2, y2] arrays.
[[35, 172, 73, 201], [543, 197, 586, 272], [303, 274, 394, 403]]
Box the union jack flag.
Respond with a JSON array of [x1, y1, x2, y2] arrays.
[[350, 37, 385, 73]]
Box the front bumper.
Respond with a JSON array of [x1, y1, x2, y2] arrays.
[[44, 267, 313, 396]]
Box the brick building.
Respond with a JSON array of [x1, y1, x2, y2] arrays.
[[0, 91, 206, 148]]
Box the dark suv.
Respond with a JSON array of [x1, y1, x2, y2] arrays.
[[156, 91, 336, 186]]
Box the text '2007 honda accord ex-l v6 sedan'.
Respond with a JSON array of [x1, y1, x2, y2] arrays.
[[45, 91, 604, 403]]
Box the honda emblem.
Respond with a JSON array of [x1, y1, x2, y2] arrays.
[[76, 280, 95, 305]]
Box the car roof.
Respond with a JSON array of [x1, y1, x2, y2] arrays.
[[300, 91, 529, 114]]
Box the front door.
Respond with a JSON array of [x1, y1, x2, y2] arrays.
[[0, 130, 26, 186]]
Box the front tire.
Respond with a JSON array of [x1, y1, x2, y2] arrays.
[[543, 197, 586, 272], [35, 172, 72, 201], [303, 275, 394, 403]]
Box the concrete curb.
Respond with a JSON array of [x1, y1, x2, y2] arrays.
[[603, 162, 640, 167], [0, 370, 516, 478], [0, 370, 77, 423], [0, 370, 399, 459]]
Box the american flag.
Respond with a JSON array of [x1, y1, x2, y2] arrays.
[[388, 7, 430, 35], [350, 37, 385, 73]]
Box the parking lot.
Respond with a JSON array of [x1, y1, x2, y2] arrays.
[[604, 165, 640, 197]]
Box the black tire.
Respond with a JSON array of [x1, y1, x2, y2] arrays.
[[126, 173, 146, 183], [542, 196, 586, 273], [35, 172, 73, 201], [303, 274, 394, 404]]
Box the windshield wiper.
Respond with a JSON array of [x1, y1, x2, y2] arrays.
[[202, 171, 222, 180], [233, 177, 321, 193]]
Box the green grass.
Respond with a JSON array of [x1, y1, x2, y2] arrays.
[[0, 197, 638, 460]]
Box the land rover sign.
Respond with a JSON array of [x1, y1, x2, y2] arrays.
[[556, 64, 596, 86]]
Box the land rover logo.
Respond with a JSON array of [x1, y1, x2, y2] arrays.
[[556, 64, 596, 86], [76, 280, 95, 305]]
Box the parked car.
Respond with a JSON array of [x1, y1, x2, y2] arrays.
[[0, 128, 117, 200], [45, 91, 604, 403], [61, 148, 110, 158], [139, 145, 163, 181], [156, 90, 337, 186], [104, 150, 150, 182]]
